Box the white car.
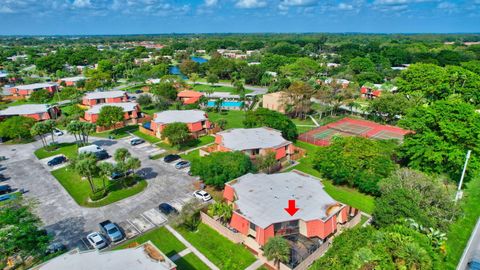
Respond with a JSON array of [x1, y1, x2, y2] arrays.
[[53, 128, 64, 136], [87, 232, 107, 249], [192, 190, 212, 202]]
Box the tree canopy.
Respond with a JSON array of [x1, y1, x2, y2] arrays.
[[0, 116, 36, 141], [190, 151, 255, 188], [399, 99, 480, 181], [162, 122, 191, 147], [244, 108, 298, 141], [96, 105, 124, 128], [313, 136, 398, 195]]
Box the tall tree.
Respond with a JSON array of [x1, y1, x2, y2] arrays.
[[0, 116, 36, 141], [399, 98, 480, 181], [263, 237, 290, 270], [71, 152, 99, 194], [283, 81, 315, 119], [244, 108, 298, 141], [96, 105, 124, 129], [162, 122, 191, 147]]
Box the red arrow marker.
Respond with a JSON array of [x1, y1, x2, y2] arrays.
[[284, 200, 299, 216]]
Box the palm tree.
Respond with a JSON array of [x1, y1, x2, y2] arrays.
[[72, 153, 99, 194], [31, 122, 48, 147], [263, 237, 290, 270], [190, 73, 199, 86], [98, 162, 114, 191]]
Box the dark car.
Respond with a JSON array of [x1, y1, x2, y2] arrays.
[[109, 170, 132, 180], [135, 90, 143, 94], [163, 154, 181, 163], [0, 184, 12, 195], [175, 160, 190, 169], [46, 242, 66, 254], [95, 151, 110, 161], [47, 156, 67, 166], [130, 138, 145, 146], [158, 203, 178, 215]]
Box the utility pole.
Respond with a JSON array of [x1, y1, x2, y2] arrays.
[[455, 150, 472, 203]]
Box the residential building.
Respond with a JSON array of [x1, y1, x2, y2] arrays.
[[262, 91, 286, 113], [58, 76, 86, 86], [202, 127, 294, 161], [360, 84, 398, 99], [324, 78, 350, 88], [9, 82, 58, 97], [84, 102, 141, 124], [177, 90, 204, 105], [0, 104, 60, 121], [33, 242, 176, 270], [148, 110, 211, 138], [223, 171, 358, 246], [82, 91, 128, 106]]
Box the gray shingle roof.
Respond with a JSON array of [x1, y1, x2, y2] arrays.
[[0, 104, 50, 116], [12, 82, 58, 90], [153, 110, 207, 124], [84, 90, 126, 100], [230, 171, 340, 228], [86, 102, 138, 114], [218, 127, 291, 151]]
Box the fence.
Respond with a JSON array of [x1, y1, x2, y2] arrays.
[[200, 212, 244, 244]]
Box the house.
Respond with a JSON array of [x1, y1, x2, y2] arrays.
[[324, 78, 350, 88], [360, 84, 398, 99], [82, 91, 128, 106], [201, 127, 294, 161], [0, 104, 60, 121], [84, 102, 141, 124], [32, 242, 176, 270], [223, 171, 358, 246], [0, 71, 8, 84], [177, 90, 204, 105], [148, 110, 211, 138], [9, 82, 58, 97], [58, 76, 86, 87], [262, 91, 286, 113]]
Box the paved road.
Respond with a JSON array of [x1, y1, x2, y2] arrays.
[[0, 134, 197, 249]]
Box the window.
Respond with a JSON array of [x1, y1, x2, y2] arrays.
[[250, 222, 256, 231]]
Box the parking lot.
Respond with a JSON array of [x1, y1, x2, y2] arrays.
[[0, 134, 199, 249]]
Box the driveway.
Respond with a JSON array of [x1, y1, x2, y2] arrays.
[[0, 134, 197, 249]]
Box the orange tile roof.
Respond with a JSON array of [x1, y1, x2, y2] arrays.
[[177, 90, 203, 98]]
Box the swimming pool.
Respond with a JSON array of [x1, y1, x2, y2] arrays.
[[207, 100, 243, 108], [191, 56, 208, 64]]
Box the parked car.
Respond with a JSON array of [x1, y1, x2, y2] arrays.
[[78, 145, 105, 155], [99, 220, 124, 242], [130, 138, 145, 146], [135, 90, 143, 94], [53, 128, 64, 136], [0, 184, 12, 195], [87, 232, 107, 249], [47, 156, 67, 166], [94, 151, 110, 160], [158, 203, 178, 215], [109, 170, 132, 180], [175, 160, 190, 169], [193, 190, 212, 202], [163, 154, 180, 163], [45, 242, 66, 254]]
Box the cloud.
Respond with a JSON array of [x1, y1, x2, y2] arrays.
[[204, 0, 218, 7], [279, 0, 317, 7], [0, 6, 14, 13], [337, 3, 354, 10], [235, 0, 267, 9], [437, 1, 456, 9], [72, 0, 91, 8]]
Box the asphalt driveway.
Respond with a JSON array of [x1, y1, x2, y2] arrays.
[[0, 134, 197, 248]]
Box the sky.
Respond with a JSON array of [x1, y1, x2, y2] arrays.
[[0, 0, 478, 35]]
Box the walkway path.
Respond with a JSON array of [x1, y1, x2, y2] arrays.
[[169, 248, 192, 262], [165, 225, 220, 270], [245, 259, 264, 270]]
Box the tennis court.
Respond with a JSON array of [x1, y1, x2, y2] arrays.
[[299, 117, 411, 146]]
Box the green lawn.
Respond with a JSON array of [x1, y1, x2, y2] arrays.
[[115, 227, 185, 257], [207, 110, 246, 129], [445, 176, 480, 269], [51, 167, 147, 207], [181, 149, 200, 162], [34, 143, 78, 159], [93, 125, 138, 139], [175, 253, 211, 270], [132, 130, 163, 144], [176, 223, 256, 270], [288, 141, 375, 214]]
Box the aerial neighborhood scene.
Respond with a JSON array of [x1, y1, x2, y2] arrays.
[[0, 1, 480, 270]]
